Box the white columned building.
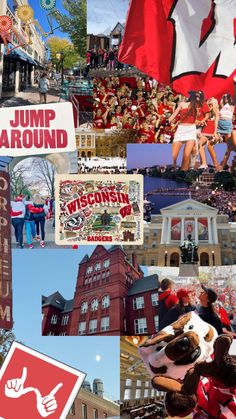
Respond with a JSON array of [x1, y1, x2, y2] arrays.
[[160, 199, 218, 245]]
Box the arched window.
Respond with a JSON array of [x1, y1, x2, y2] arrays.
[[91, 299, 99, 311], [103, 259, 110, 268], [61, 314, 69, 325], [81, 302, 88, 313], [50, 314, 57, 324], [200, 252, 209, 266], [102, 295, 110, 309], [170, 252, 180, 267]]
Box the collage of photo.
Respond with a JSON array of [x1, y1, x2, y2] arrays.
[[0, 0, 236, 418]]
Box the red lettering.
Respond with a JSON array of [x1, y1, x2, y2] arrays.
[[67, 201, 78, 215], [87, 194, 95, 205], [30, 110, 45, 127], [56, 130, 68, 148], [45, 110, 55, 127], [0, 130, 10, 148], [44, 130, 56, 148], [10, 110, 19, 128], [22, 130, 33, 148]]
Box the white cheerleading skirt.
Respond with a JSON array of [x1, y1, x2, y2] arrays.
[[173, 124, 197, 143]]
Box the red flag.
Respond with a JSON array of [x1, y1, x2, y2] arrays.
[[118, 0, 236, 99]]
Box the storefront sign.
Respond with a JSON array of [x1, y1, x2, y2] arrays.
[[55, 174, 143, 245], [0, 341, 86, 419], [0, 171, 12, 330], [0, 103, 76, 156]]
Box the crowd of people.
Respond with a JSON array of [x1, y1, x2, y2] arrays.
[[159, 278, 236, 336], [11, 194, 55, 249], [86, 47, 126, 71], [93, 75, 236, 171], [193, 189, 236, 221], [78, 157, 126, 173]]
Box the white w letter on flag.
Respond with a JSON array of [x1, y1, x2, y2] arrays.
[[171, 0, 236, 78]]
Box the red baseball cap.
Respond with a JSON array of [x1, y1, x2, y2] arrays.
[[177, 288, 191, 300]]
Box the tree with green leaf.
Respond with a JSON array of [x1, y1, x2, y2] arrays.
[[55, 0, 86, 58], [46, 37, 79, 70]]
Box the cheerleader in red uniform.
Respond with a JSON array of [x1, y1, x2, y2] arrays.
[[169, 92, 198, 171], [198, 97, 220, 170]]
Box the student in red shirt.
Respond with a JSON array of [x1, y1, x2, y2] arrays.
[[159, 278, 178, 330]]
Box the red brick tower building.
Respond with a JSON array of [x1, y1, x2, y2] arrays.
[[42, 245, 160, 336], [69, 245, 143, 336]]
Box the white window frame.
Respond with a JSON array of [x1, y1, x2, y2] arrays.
[[134, 318, 147, 334], [61, 314, 69, 325], [154, 315, 159, 332], [133, 296, 144, 310], [89, 319, 97, 333], [94, 262, 101, 271], [144, 389, 149, 398], [135, 389, 141, 399], [101, 295, 110, 309], [91, 299, 99, 312], [151, 293, 158, 306], [50, 314, 57, 324], [124, 388, 131, 400], [81, 302, 88, 313], [78, 321, 86, 335], [103, 259, 110, 268], [86, 266, 93, 274], [100, 317, 109, 331]]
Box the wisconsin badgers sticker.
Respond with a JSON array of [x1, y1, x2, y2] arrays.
[[55, 174, 143, 245]]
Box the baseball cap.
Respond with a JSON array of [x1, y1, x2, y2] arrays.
[[201, 285, 217, 303], [177, 288, 191, 300]]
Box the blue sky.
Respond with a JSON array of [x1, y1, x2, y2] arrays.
[[127, 144, 234, 169], [12, 248, 120, 401], [7, 0, 70, 39], [87, 0, 129, 34]]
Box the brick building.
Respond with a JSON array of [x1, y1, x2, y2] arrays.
[[68, 378, 120, 418], [0, 0, 46, 98], [42, 246, 160, 336], [68, 387, 120, 419]]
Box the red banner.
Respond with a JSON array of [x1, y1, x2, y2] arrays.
[[0, 171, 13, 330], [118, 0, 236, 99]]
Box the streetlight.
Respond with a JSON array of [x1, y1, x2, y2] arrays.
[[164, 251, 168, 267], [56, 51, 65, 84], [60, 51, 64, 84], [212, 250, 215, 266]]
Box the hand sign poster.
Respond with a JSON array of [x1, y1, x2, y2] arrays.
[[0, 342, 86, 419], [55, 174, 143, 245]]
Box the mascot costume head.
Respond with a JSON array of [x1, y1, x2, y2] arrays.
[[139, 312, 236, 418]]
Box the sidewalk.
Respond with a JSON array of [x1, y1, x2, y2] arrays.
[[1, 84, 64, 108], [11, 218, 69, 249]]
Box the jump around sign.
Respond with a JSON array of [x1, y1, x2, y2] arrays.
[[0, 102, 76, 156]]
